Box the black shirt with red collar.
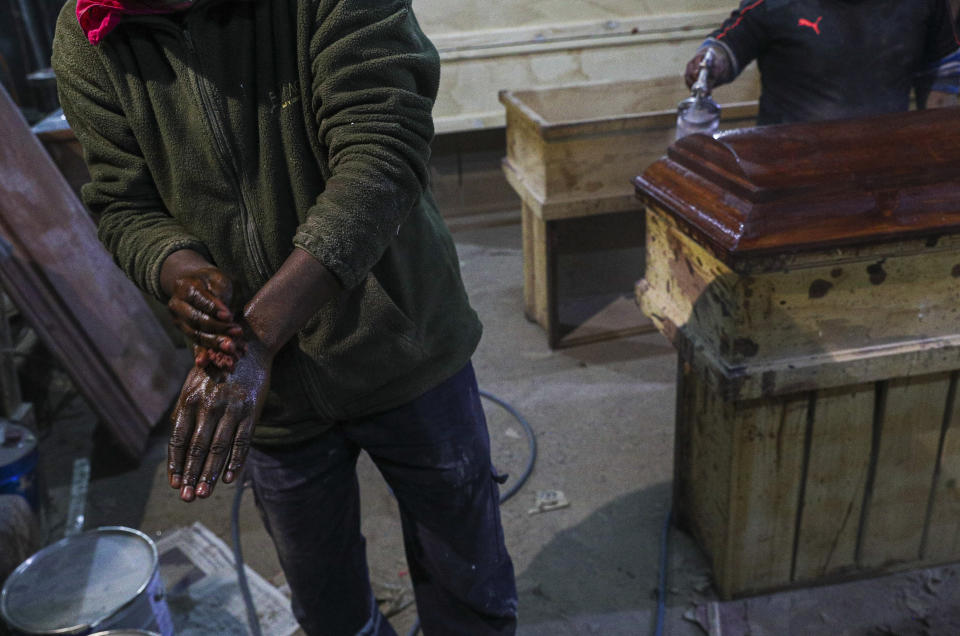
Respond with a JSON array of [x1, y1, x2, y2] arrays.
[[706, 0, 960, 124]]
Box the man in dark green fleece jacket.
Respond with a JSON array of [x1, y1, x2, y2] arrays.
[[52, 0, 518, 633]]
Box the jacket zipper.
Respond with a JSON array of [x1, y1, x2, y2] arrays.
[[182, 26, 273, 287], [179, 21, 336, 422]]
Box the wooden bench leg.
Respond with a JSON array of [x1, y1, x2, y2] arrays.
[[543, 220, 560, 349], [525, 209, 559, 347], [522, 202, 537, 323]]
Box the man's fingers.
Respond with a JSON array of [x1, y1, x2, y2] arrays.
[[194, 346, 211, 368], [168, 388, 198, 490], [180, 400, 223, 502], [183, 283, 228, 319], [169, 297, 238, 336], [223, 416, 255, 484], [196, 407, 242, 498], [685, 54, 702, 88]]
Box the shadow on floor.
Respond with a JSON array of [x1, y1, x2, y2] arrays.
[[515, 481, 713, 634]]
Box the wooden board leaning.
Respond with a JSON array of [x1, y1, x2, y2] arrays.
[[0, 84, 186, 459]]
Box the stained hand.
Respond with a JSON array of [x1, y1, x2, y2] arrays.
[[168, 266, 246, 368], [684, 47, 730, 90], [168, 337, 273, 502]]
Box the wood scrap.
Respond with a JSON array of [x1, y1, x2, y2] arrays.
[[0, 83, 186, 459]]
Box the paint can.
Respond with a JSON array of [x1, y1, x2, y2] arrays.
[[0, 421, 39, 513], [0, 527, 174, 636]]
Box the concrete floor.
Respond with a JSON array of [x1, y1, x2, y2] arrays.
[[27, 221, 960, 636]]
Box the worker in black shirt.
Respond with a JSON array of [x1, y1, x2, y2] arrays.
[[684, 0, 960, 125]]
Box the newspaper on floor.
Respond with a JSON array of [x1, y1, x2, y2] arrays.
[[155, 521, 298, 636]]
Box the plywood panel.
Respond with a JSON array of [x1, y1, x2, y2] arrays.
[[924, 373, 960, 562], [860, 374, 950, 568], [793, 384, 875, 581], [683, 370, 734, 592], [725, 395, 809, 596], [418, 0, 733, 36]]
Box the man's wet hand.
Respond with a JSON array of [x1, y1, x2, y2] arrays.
[[167, 337, 273, 502]]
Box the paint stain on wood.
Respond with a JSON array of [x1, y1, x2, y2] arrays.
[[952, 264, 960, 278], [733, 338, 760, 358], [867, 261, 887, 285], [830, 268, 843, 278], [809, 279, 834, 299]]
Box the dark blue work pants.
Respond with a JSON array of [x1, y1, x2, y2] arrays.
[[246, 363, 518, 635]]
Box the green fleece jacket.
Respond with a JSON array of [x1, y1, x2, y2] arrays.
[[52, 0, 482, 443]]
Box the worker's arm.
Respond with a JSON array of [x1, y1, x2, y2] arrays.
[[685, 0, 770, 89], [168, 247, 341, 501], [169, 0, 440, 502]]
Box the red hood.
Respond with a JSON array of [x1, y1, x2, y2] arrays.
[[76, 0, 194, 46]]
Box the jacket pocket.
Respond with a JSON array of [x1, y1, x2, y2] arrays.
[[298, 272, 428, 413]]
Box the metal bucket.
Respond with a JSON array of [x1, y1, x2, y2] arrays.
[[0, 422, 39, 513], [0, 527, 173, 636]]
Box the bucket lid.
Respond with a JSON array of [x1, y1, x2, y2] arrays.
[[0, 527, 158, 635], [89, 631, 160, 636], [0, 423, 37, 479]]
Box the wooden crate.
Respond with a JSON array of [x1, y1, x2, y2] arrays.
[[637, 108, 960, 598], [500, 75, 759, 347]]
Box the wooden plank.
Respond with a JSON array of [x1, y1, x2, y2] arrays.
[[642, 203, 960, 402], [673, 358, 699, 533], [681, 369, 734, 594], [433, 11, 760, 133], [859, 373, 950, 568], [724, 395, 809, 596], [521, 202, 536, 321], [424, 6, 734, 51], [0, 83, 186, 459], [793, 384, 875, 581], [531, 213, 550, 329], [923, 372, 960, 562], [0, 291, 22, 418]]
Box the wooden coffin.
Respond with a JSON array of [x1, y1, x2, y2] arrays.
[[0, 84, 186, 459], [635, 106, 960, 598]]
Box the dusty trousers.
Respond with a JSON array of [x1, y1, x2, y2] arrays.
[[246, 363, 518, 635]]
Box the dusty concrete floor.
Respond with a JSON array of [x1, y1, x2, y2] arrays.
[[25, 221, 960, 635]]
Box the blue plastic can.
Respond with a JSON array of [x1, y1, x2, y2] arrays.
[[0, 422, 39, 513]]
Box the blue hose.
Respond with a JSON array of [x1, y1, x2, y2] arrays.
[[654, 506, 673, 636]]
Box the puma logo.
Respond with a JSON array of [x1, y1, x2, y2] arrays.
[[798, 16, 822, 35]]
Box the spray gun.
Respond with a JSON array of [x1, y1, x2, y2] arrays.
[[676, 48, 722, 140]]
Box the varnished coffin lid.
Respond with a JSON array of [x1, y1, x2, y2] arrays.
[[635, 106, 960, 257]]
